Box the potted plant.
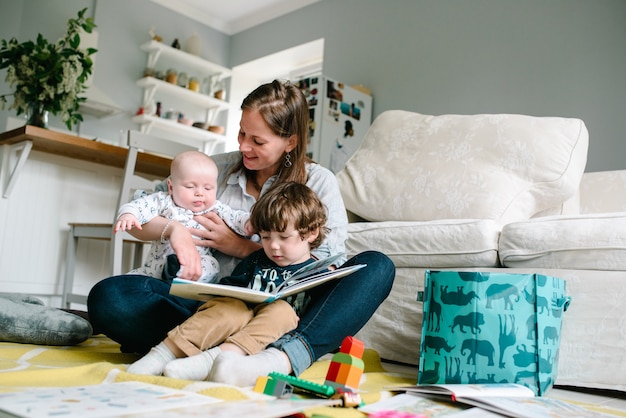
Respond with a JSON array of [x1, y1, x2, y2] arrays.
[[0, 8, 97, 130]]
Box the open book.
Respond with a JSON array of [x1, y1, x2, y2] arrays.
[[170, 253, 366, 304], [0, 381, 335, 418], [387, 384, 604, 418]]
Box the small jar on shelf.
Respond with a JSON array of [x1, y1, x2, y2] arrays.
[[178, 72, 189, 89], [166, 68, 177, 84], [188, 77, 200, 92]]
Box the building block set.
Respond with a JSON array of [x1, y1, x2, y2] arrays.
[[253, 336, 365, 407], [324, 336, 365, 391]]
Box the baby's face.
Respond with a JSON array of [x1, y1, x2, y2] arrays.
[[168, 167, 217, 213]]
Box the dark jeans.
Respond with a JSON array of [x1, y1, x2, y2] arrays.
[[87, 250, 395, 373]]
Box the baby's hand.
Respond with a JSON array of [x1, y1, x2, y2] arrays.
[[244, 220, 255, 237], [114, 213, 142, 233]]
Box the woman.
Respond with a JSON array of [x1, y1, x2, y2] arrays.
[[88, 80, 395, 386]]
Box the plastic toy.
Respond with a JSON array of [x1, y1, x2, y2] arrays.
[[324, 336, 365, 390]]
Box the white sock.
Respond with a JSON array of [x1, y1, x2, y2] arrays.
[[208, 347, 291, 387], [163, 347, 222, 380], [126, 342, 175, 376]]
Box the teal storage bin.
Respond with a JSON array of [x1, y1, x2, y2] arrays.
[[418, 270, 571, 396]]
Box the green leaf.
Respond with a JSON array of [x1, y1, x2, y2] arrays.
[[70, 33, 80, 49]]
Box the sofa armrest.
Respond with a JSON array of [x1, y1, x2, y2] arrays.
[[579, 170, 626, 214]]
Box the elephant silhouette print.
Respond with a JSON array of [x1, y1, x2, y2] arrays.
[[419, 271, 568, 395]]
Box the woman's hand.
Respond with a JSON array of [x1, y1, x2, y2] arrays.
[[194, 212, 261, 259]]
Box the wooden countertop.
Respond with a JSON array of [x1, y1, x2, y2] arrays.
[[0, 125, 171, 178]]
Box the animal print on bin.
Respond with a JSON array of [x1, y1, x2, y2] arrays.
[[418, 271, 569, 396]]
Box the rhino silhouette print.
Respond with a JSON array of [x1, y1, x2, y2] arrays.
[[513, 344, 536, 368], [423, 336, 455, 354], [440, 285, 480, 306], [523, 287, 548, 314]]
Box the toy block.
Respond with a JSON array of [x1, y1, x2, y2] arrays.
[[269, 372, 336, 397], [327, 362, 364, 390], [329, 352, 365, 368], [325, 358, 341, 382], [253, 375, 270, 393], [340, 336, 365, 358], [325, 336, 366, 390], [253, 375, 293, 397]]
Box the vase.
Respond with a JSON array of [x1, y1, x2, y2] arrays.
[[25, 104, 49, 128]]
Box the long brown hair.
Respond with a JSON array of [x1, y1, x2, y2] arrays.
[[229, 80, 312, 187]]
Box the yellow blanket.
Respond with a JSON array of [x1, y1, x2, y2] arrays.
[[0, 335, 416, 417]]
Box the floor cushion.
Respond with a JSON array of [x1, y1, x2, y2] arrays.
[[0, 293, 92, 345]]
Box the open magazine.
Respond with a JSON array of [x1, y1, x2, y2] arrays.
[[170, 253, 366, 304], [386, 384, 605, 418]]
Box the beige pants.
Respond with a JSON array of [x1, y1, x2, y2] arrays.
[[165, 297, 298, 357]]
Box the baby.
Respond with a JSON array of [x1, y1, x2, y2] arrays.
[[114, 150, 250, 283]]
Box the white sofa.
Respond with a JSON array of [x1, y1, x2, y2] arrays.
[[337, 110, 626, 392]]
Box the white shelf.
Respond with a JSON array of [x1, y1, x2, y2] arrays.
[[136, 77, 230, 111], [135, 40, 233, 154], [140, 40, 231, 78], [132, 115, 226, 153]]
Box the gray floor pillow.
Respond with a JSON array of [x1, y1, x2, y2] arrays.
[[0, 293, 92, 345]]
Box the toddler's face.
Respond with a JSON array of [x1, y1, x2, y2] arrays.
[[259, 225, 318, 267]]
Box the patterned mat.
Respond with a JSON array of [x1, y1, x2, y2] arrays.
[[0, 335, 416, 417]]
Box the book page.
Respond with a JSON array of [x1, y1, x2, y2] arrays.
[[281, 252, 346, 285], [458, 396, 605, 418], [273, 264, 366, 299], [392, 383, 535, 400], [0, 382, 219, 418], [359, 393, 502, 417]]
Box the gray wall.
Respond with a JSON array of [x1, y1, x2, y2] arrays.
[[0, 0, 229, 142], [2, 0, 625, 171], [230, 0, 626, 172]]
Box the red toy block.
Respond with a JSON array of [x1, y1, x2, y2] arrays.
[[326, 358, 341, 382], [340, 336, 365, 358]]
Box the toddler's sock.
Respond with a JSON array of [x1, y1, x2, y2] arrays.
[[163, 347, 221, 380], [126, 342, 175, 375], [208, 347, 290, 387]]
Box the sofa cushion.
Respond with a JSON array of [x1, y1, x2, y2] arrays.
[[346, 219, 501, 268], [499, 212, 626, 270], [337, 110, 588, 224]]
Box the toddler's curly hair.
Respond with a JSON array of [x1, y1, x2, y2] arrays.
[[250, 182, 329, 249]]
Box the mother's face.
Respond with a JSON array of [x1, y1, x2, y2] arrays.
[[237, 109, 295, 174]]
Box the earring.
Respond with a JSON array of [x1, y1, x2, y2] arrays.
[[284, 152, 293, 168]]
